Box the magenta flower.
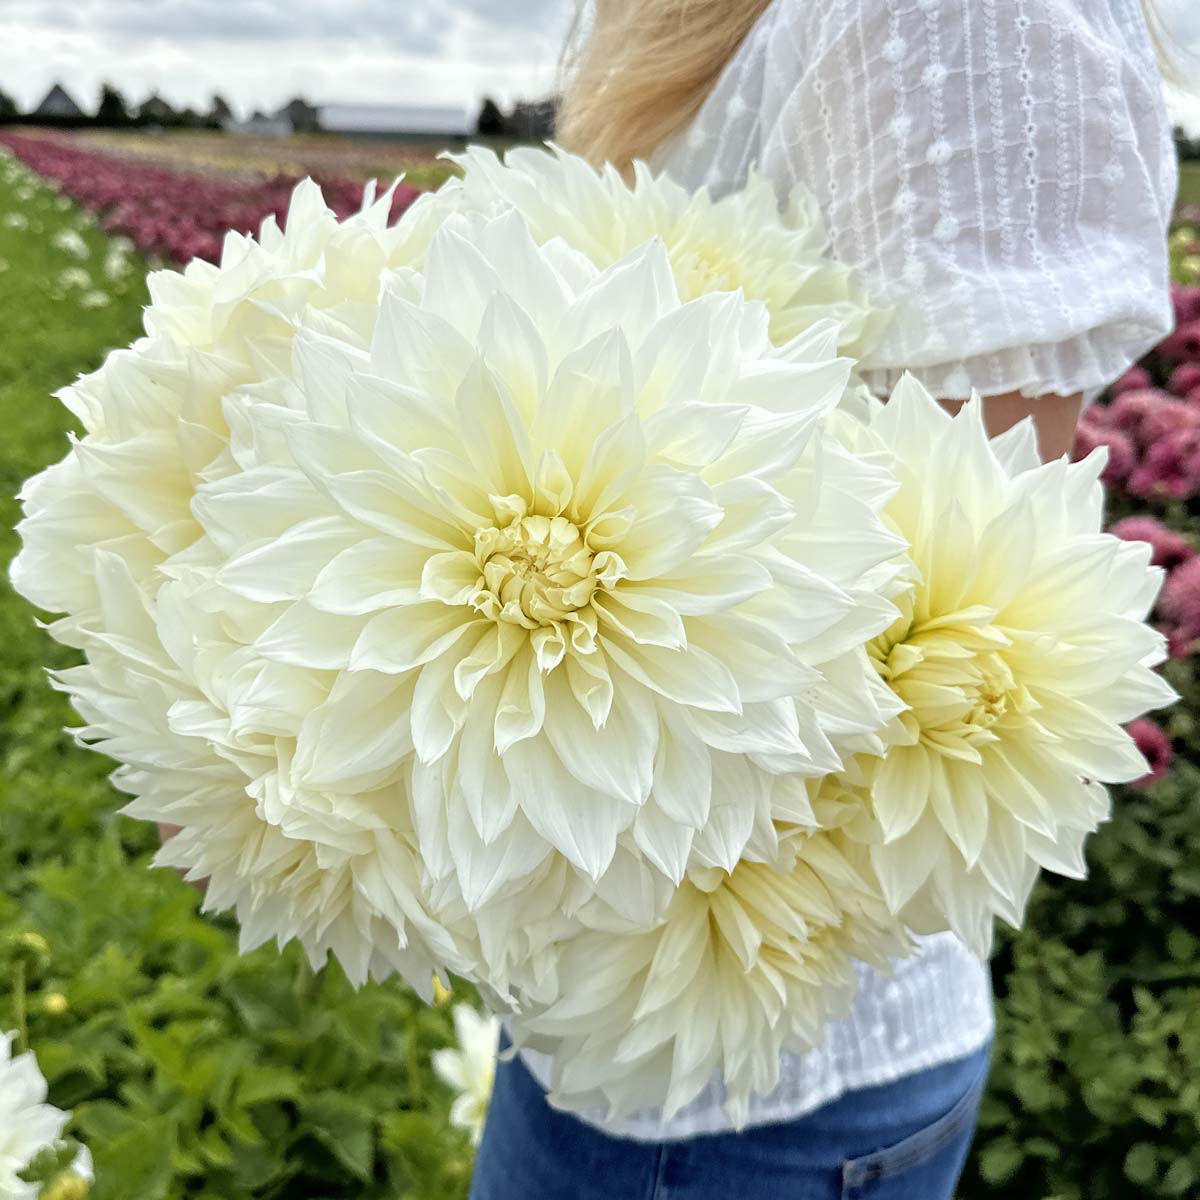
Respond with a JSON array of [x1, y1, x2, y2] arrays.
[[1172, 285, 1200, 327], [1158, 557, 1200, 656], [1109, 516, 1195, 570], [1167, 363, 1200, 398], [1110, 366, 1152, 396], [1072, 421, 1137, 485], [1159, 320, 1200, 365], [1127, 429, 1200, 501], [1128, 718, 1173, 788], [1141, 397, 1200, 445], [1107, 388, 1170, 441]]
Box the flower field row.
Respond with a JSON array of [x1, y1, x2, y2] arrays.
[[77, 129, 461, 192], [0, 131, 422, 266]]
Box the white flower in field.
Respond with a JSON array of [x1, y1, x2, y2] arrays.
[[844, 377, 1176, 955], [2, 213, 28, 230], [0, 1032, 82, 1200], [511, 824, 908, 1126], [441, 145, 890, 358], [79, 290, 110, 309], [56, 268, 91, 291], [51, 229, 89, 260], [102, 243, 133, 281], [432, 1005, 501, 1145]]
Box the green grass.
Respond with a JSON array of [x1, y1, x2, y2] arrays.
[[0, 158, 472, 1200], [1179, 160, 1200, 210]]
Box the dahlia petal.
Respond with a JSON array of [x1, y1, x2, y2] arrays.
[[502, 734, 635, 878], [454, 357, 533, 497], [602, 636, 742, 714], [218, 516, 362, 604], [256, 601, 367, 669], [350, 605, 479, 674], [595, 590, 687, 649], [617, 467, 724, 581], [542, 669, 656, 806], [292, 671, 415, 792], [873, 744, 931, 844], [641, 402, 748, 468], [493, 642, 547, 753]]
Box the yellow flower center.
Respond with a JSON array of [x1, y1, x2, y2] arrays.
[[475, 514, 599, 629], [870, 604, 1038, 762]]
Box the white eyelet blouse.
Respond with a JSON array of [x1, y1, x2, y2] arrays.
[[517, 0, 1177, 1141]]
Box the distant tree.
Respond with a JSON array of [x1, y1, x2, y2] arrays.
[[208, 94, 234, 126], [1174, 124, 1200, 162], [96, 83, 130, 127], [0, 87, 17, 120], [477, 96, 506, 137]]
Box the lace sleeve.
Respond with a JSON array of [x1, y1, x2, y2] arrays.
[[658, 0, 1178, 399]]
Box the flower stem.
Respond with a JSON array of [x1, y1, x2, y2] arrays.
[[13, 958, 28, 1054]]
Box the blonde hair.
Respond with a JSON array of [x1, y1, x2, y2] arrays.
[[557, 0, 774, 173], [559, 0, 1190, 173]]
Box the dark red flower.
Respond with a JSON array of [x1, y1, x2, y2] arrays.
[[1128, 718, 1173, 788]]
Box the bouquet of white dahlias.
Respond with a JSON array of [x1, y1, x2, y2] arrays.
[[11, 146, 1173, 1125]]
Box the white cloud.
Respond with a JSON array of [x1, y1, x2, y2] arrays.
[[0, 0, 573, 116]]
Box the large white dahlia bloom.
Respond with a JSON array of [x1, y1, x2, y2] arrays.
[[840, 378, 1176, 955], [440, 145, 891, 358], [509, 812, 908, 1126], [11, 170, 905, 1016]]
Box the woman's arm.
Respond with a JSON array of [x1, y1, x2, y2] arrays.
[[940, 392, 1083, 462]]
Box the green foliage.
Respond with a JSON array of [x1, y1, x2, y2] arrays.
[[0, 164, 473, 1199]]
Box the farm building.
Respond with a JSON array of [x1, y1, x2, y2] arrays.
[[33, 83, 85, 119], [315, 102, 473, 140]]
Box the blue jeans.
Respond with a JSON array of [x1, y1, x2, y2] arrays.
[[470, 1040, 990, 1200]]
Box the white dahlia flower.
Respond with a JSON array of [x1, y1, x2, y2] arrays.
[[509, 818, 908, 1126], [12, 168, 905, 1073], [440, 145, 890, 358], [0, 1033, 89, 1200], [192, 210, 904, 957], [844, 378, 1176, 955], [432, 1005, 501, 1145]]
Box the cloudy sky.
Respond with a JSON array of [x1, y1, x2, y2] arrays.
[[0, 0, 1198, 130], [0, 0, 575, 119]]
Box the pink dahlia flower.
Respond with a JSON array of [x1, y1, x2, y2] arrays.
[[1141, 397, 1200, 445], [1128, 718, 1173, 788], [1109, 516, 1195, 570], [1107, 388, 1169, 441], [1072, 421, 1137, 486], [1158, 558, 1200, 657], [1158, 320, 1200, 365], [1167, 363, 1200, 398], [1110, 366, 1152, 396], [1172, 285, 1200, 327], [1127, 429, 1200, 501]]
